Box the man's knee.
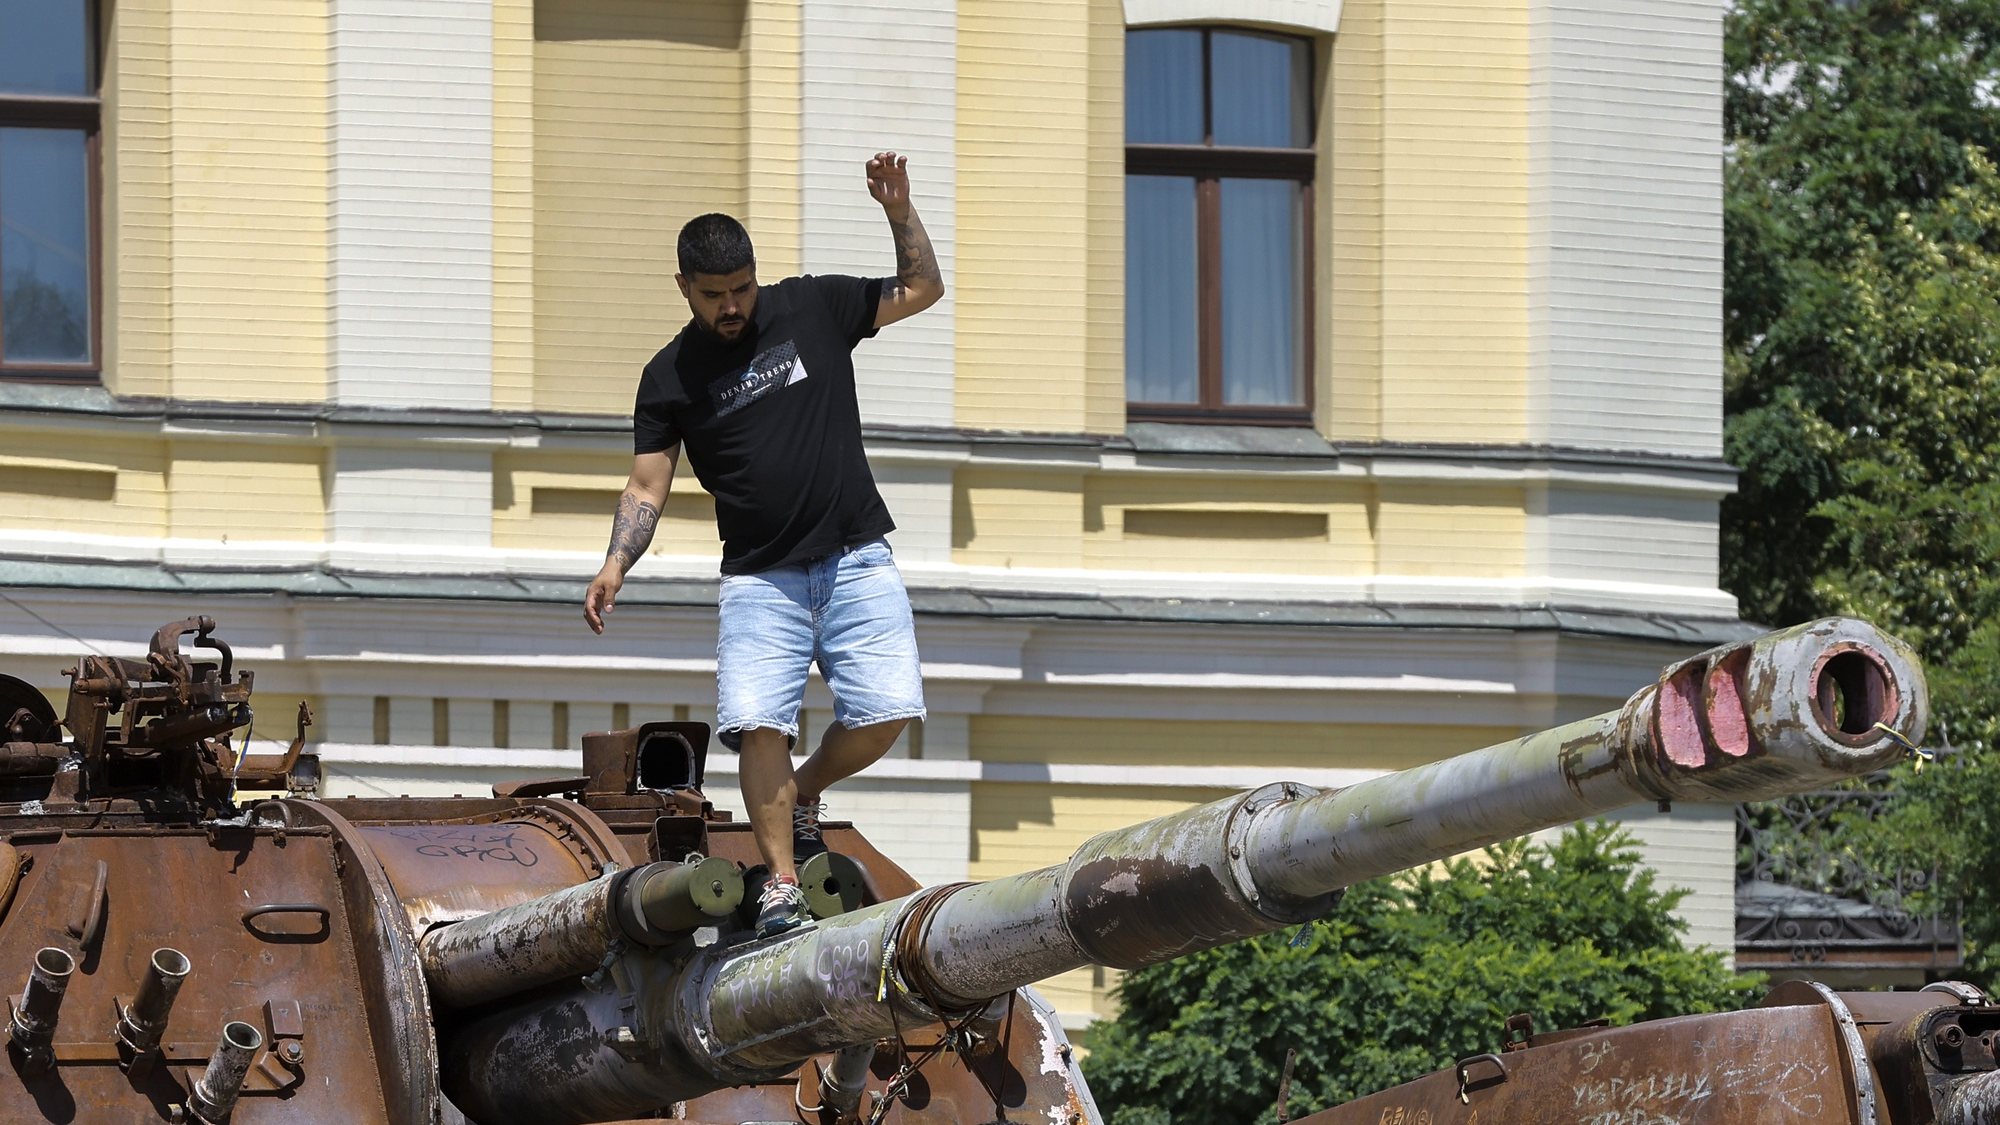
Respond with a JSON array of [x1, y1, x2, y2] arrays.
[[736, 726, 794, 757]]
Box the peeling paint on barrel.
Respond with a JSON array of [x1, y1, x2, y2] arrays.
[[1950, 1069, 2000, 1124]]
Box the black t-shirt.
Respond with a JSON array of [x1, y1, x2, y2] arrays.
[[633, 274, 896, 575]]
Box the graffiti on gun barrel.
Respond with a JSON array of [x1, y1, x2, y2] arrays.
[[387, 826, 541, 868]]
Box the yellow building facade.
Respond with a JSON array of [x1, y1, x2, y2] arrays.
[[0, 0, 1740, 1026]]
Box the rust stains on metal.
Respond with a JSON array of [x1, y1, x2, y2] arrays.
[[419, 873, 623, 1009], [1063, 853, 1253, 968], [1556, 729, 1618, 798], [442, 995, 613, 1124], [359, 817, 597, 931], [1292, 1005, 1861, 1124]]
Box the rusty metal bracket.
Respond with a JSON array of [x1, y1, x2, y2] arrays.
[[242, 903, 331, 942], [65, 859, 108, 953], [0, 843, 26, 927], [649, 815, 710, 864], [1275, 1046, 1298, 1123], [492, 776, 587, 800], [1455, 1052, 1507, 1103], [240, 998, 307, 1095], [245, 800, 295, 847], [1925, 981, 1992, 1007], [234, 703, 315, 787], [579, 721, 710, 797]]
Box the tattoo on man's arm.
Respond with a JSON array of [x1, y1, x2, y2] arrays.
[[886, 214, 942, 300], [606, 492, 661, 573]]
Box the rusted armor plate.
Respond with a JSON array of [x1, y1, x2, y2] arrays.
[[1294, 1006, 1861, 1125]]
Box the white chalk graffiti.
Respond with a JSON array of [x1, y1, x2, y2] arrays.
[[1569, 1047, 1832, 1124]]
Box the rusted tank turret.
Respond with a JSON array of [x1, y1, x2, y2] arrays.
[[0, 614, 1979, 1125]]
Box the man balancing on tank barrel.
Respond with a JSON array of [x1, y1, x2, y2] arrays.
[[584, 151, 943, 938]]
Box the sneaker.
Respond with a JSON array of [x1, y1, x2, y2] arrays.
[[792, 797, 828, 861], [755, 876, 811, 938]]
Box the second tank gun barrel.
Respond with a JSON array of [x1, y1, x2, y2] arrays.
[[419, 857, 743, 1008]]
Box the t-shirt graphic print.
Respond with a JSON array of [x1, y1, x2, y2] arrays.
[[710, 340, 808, 418]]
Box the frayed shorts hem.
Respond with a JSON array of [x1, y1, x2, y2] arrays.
[[838, 708, 927, 730], [715, 720, 800, 753]]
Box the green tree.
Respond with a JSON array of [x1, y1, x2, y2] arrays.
[[1085, 823, 1759, 1125], [1812, 176, 2000, 975], [1723, 0, 2000, 625], [1723, 0, 2000, 982], [1806, 166, 2000, 661]]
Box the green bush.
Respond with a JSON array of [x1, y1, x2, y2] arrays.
[[1086, 822, 1759, 1125]]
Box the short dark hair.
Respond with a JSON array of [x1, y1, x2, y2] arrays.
[[677, 213, 755, 278]]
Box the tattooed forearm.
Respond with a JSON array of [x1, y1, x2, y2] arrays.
[[605, 491, 661, 574], [886, 210, 942, 300]]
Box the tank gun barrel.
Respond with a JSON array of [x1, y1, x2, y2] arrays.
[[1244, 616, 1910, 901], [919, 617, 1928, 1003], [439, 618, 1929, 1124]]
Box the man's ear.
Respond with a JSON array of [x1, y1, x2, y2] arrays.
[[675, 274, 690, 300]]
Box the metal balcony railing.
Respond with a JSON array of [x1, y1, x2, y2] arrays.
[[1736, 781, 1963, 973]]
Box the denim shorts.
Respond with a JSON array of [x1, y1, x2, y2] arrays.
[[714, 537, 926, 750]]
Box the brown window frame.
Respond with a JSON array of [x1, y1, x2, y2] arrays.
[[1126, 27, 1315, 427], [0, 0, 104, 384]]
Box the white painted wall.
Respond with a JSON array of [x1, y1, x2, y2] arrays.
[[1530, 0, 1723, 457], [873, 459, 957, 566], [329, 446, 493, 548], [330, 0, 494, 410], [1532, 482, 1725, 589], [1615, 801, 1739, 956], [801, 0, 957, 429]]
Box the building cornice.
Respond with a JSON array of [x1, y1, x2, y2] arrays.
[[0, 385, 1737, 486], [0, 556, 1755, 645]]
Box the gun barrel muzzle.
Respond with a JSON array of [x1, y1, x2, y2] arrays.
[[9, 947, 75, 1072], [117, 947, 192, 1062], [189, 1020, 262, 1123]]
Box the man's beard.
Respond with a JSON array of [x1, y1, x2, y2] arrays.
[[696, 311, 749, 341]]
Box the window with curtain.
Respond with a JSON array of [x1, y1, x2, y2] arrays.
[[1126, 27, 1313, 422], [0, 0, 99, 379]]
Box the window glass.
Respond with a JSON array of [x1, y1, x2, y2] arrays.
[[1, 128, 92, 364], [1125, 175, 1200, 403], [1219, 178, 1300, 406], [1125, 26, 1312, 418], [0, 0, 91, 96], [1126, 29, 1204, 145], [1211, 32, 1309, 148]]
